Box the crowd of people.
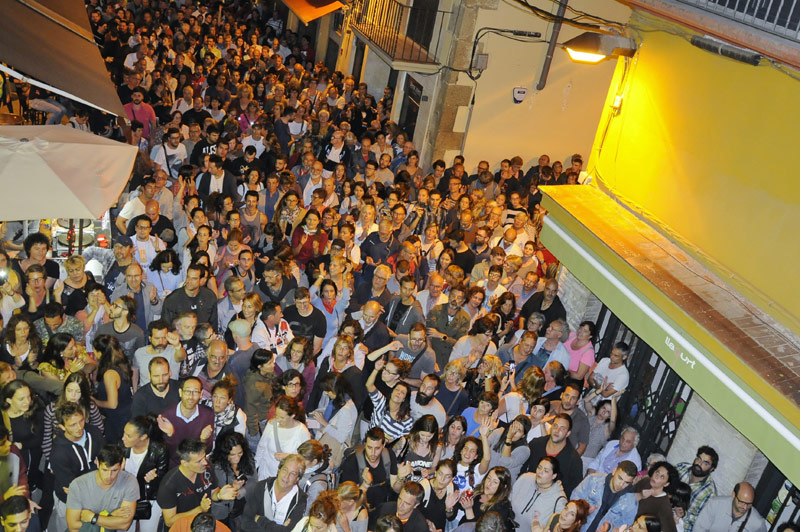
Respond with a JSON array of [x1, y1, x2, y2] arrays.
[[0, 2, 791, 532]]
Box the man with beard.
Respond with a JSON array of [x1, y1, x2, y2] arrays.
[[131, 356, 180, 417], [519, 278, 568, 331], [83, 235, 134, 296], [572, 460, 638, 532], [158, 378, 215, 467], [410, 374, 445, 426], [94, 295, 145, 360], [426, 284, 470, 371], [693, 482, 766, 532], [521, 414, 583, 495], [550, 384, 590, 456], [132, 319, 185, 390], [389, 323, 436, 388], [676, 446, 719, 532]]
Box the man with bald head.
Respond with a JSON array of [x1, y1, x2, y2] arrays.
[[126, 199, 177, 247], [493, 227, 523, 257], [359, 300, 392, 352], [520, 278, 567, 331], [193, 339, 235, 396], [415, 273, 447, 318], [693, 482, 766, 532]]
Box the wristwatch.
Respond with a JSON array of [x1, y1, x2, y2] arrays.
[[91, 513, 99, 525]]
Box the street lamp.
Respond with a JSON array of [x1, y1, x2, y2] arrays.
[[563, 32, 636, 64]]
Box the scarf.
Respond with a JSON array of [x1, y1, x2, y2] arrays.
[[214, 402, 237, 438], [281, 205, 300, 225]]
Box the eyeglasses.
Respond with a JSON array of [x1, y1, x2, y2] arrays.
[[734, 496, 754, 507]]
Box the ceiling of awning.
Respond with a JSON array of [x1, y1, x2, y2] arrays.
[[0, 0, 126, 116], [281, 0, 344, 25], [539, 184, 800, 485]]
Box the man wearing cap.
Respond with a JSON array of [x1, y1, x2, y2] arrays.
[[81, 235, 135, 296]]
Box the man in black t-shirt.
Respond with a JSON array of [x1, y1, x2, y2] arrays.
[[340, 428, 399, 509], [282, 287, 326, 354], [157, 439, 237, 528]]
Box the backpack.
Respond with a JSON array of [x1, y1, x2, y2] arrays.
[[419, 478, 453, 508], [338, 444, 391, 486]]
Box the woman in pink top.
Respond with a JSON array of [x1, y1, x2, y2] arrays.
[[563, 321, 597, 381]]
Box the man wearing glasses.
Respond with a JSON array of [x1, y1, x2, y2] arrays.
[[150, 127, 187, 183], [158, 378, 215, 467], [676, 446, 720, 532], [693, 482, 766, 532]]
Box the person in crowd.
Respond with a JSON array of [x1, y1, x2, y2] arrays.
[[512, 456, 568, 532], [50, 402, 106, 529], [65, 444, 139, 532], [550, 384, 590, 456], [675, 446, 719, 532], [531, 499, 591, 532], [157, 438, 238, 528], [254, 396, 310, 480], [242, 454, 307, 532], [158, 377, 215, 466], [369, 481, 428, 532], [586, 427, 642, 475], [131, 356, 181, 418], [522, 414, 584, 495], [572, 460, 639, 532], [693, 482, 765, 532], [92, 335, 134, 443], [121, 415, 169, 532], [634, 461, 679, 532]]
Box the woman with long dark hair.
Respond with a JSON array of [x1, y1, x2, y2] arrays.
[[452, 434, 491, 495], [438, 415, 467, 462], [38, 332, 95, 382], [458, 466, 515, 530], [393, 415, 440, 482], [532, 499, 591, 532], [92, 334, 133, 443], [210, 431, 256, 529], [366, 358, 412, 442], [488, 414, 532, 481], [0, 314, 42, 370], [274, 337, 315, 405], [0, 380, 43, 489], [148, 249, 182, 298], [243, 349, 275, 454], [308, 372, 356, 468], [42, 373, 104, 462], [121, 415, 168, 532]]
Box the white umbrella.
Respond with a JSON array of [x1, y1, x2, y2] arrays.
[[0, 125, 137, 221]]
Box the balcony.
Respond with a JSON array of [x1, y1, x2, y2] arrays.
[[348, 0, 450, 69], [673, 0, 800, 40]]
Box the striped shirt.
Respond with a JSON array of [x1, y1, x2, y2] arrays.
[[368, 390, 413, 441]]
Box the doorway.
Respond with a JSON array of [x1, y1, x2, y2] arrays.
[[398, 75, 422, 138]]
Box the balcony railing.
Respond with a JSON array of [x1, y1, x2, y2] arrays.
[[674, 0, 800, 41], [349, 0, 450, 64]]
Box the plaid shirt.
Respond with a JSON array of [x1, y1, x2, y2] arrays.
[[676, 462, 718, 532]]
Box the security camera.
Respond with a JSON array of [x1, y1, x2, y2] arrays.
[[512, 87, 528, 104]]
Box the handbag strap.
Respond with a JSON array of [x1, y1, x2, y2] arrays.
[[272, 421, 282, 453]]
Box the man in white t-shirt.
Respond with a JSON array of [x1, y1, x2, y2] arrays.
[[586, 342, 630, 405], [241, 122, 267, 157], [131, 217, 165, 271], [116, 177, 156, 234], [150, 127, 188, 181]]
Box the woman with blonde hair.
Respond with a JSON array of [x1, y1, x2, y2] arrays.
[[61, 254, 94, 315], [336, 482, 368, 532]]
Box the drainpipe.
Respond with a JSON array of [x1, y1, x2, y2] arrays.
[[536, 0, 569, 90]]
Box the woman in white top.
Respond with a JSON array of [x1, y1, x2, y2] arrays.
[[449, 316, 498, 367], [308, 372, 358, 467], [353, 204, 378, 243], [255, 395, 310, 480]]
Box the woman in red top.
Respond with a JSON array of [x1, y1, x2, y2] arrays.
[[291, 210, 328, 269]]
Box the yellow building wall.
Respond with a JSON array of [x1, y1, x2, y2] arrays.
[[459, 0, 632, 170], [591, 13, 800, 333]]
